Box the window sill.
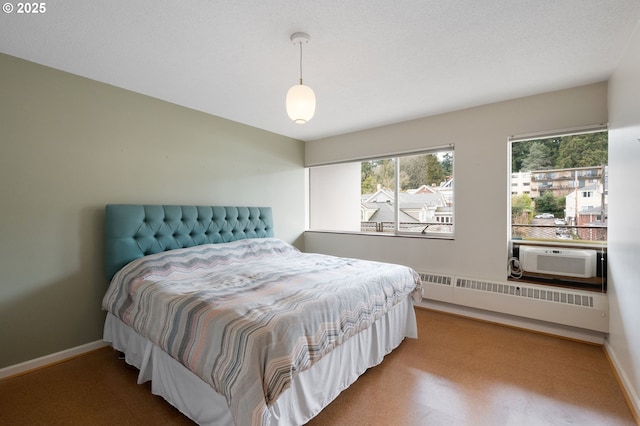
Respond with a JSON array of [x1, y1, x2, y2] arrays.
[[507, 274, 607, 294], [305, 229, 454, 240], [511, 239, 607, 251]]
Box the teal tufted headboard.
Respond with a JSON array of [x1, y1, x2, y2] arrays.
[[104, 205, 274, 281]]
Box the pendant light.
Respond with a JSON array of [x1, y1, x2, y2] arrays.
[[286, 32, 316, 124]]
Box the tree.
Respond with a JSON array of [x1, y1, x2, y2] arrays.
[[556, 133, 608, 168], [375, 159, 395, 190], [361, 161, 376, 193], [362, 154, 453, 193], [511, 140, 531, 172], [440, 152, 453, 177], [535, 191, 565, 217], [521, 141, 553, 171], [399, 155, 427, 190], [361, 161, 374, 182], [425, 154, 445, 186], [511, 194, 533, 223], [512, 194, 534, 237], [360, 159, 395, 192], [361, 175, 376, 194], [513, 132, 606, 172]]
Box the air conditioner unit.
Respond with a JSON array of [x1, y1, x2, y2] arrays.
[[520, 246, 597, 278]]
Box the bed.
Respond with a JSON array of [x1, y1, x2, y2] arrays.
[[102, 204, 421, 426]]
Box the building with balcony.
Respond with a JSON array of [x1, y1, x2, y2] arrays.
[[530, 166, 606, 199]]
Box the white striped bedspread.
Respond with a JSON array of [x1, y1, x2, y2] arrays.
[[102, 238, 422, 426]]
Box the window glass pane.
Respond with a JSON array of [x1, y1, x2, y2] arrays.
[[308, 148, 454, 238], [361, 158, 396, 233], [396, 152, 453, 235], [510, 131, 607, 244]]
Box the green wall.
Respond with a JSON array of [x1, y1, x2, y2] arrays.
[[0, 53, 305, 368]]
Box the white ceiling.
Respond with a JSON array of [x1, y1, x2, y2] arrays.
[[2, 1, 640, 142]]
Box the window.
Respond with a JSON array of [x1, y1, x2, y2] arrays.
[[509, 127, 607, 245], [308, 147, 454, 238]]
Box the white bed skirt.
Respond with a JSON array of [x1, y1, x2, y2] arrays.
[[103, 297, 417, 426]]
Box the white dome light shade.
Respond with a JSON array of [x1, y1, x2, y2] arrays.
[[286, 83, 316, 124]]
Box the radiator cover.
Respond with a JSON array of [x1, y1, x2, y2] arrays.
[[418, 272, 608, 333]]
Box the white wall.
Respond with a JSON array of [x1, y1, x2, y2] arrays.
[[607, 20, 640, 416], [0, 53, 306, 368], [305, 83, 608, 283]]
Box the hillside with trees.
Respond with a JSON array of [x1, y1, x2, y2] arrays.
[[512, 132, 608, 172], [361, 153, 453, 193]]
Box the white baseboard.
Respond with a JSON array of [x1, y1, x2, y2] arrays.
[[416, 299, 607, 344], [604, 340, 640, 422], [0, 340, 109, 380]]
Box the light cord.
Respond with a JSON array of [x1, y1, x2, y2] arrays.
[[298, 41, 304, 84]]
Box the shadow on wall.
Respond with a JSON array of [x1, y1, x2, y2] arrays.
[[0, 206, 108, 369]]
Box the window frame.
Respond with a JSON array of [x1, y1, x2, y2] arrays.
[[308, 146, 455, 239], [507, 124, 608, 248]]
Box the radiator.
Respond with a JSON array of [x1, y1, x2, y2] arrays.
[[418, 272, 608, 333]]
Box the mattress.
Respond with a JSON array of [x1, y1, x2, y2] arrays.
[[104, 296, 417, 425]]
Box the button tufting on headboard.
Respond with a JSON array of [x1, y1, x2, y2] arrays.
[[104, 205, 274, 281]]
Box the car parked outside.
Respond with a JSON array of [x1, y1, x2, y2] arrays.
[[534, 213, 554, 219]]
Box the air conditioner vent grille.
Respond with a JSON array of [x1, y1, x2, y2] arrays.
[[456, 278, 594, 308], [419, 273, 452, 286]]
